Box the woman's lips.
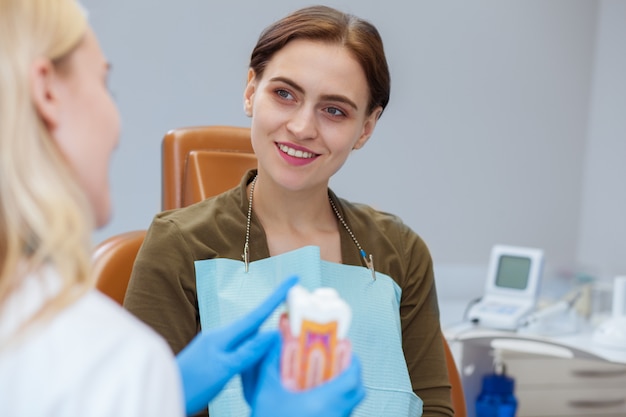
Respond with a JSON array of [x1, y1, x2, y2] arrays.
[[276, 143, 319, 166]]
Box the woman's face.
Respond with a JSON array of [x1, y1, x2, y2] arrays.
[[244, 39, 381, 192], [47, 28, 120, 228]]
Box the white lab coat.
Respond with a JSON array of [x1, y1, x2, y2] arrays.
[[0, 266, 184, 417]]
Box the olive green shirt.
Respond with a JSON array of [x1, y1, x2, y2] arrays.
[[124, 170, 453, 417]]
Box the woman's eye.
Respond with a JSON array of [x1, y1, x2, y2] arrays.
[[276, 89, 293, 100], [325, 107, 346, 117]]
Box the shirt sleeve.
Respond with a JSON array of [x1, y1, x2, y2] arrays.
[[124, 214, 200, 355], [397, 226, 454, 417]]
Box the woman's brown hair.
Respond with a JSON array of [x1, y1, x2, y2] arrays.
[[249, 5, 390, 118]]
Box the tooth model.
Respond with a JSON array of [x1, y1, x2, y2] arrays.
[[279, 285, 352, 390]]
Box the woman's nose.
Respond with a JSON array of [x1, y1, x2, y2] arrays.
[[286, 106, 317, 140]]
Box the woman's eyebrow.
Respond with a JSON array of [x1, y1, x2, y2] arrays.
[[270, 76, 359, 111], [320, 94, 358, 111]]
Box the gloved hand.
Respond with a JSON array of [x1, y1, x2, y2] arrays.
[[176, 275, 298, 416], [242, 335, 366, 417]]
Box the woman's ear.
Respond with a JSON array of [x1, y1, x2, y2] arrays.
[[353, 106, 383, 150], [243, 69, 256, 117], [29, 57, 62, 130]]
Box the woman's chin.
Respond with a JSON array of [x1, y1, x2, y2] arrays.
[[93, 200, 112, 230]]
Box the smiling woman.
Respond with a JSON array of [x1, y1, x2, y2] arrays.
[[125, 5, 453, 417], [244, 39, 378, 192]]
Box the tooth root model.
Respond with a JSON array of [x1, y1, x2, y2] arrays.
[[280, 285, 352, 390]]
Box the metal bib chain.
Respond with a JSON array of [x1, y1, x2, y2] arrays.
[[242, 175, 375, 280]]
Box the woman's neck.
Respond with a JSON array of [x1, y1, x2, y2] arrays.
[[249, 175, 337, 234], [246, 173, 343, 262]]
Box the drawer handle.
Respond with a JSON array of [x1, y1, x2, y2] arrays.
[[571, 369, 626, 378], [568, 398, 625, 408]]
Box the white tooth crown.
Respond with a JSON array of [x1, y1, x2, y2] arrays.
[[286, 285, 352, 339], [278, 144, 315, 159]]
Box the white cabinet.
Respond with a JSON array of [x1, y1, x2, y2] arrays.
[[444, 325, 626, 417], [503, 352, 626, 417]]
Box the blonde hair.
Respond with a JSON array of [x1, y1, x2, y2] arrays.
[[0, 0, 93, 344]]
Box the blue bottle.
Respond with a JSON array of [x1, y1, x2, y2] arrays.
[[475, 351, 518, 417]]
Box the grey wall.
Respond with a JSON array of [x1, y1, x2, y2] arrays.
[[85, 1, 624, 298], [577, 0, 626, 281]]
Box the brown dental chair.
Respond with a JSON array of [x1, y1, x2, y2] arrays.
[[93, 126, 256, 304], [161, 125, 255, 210]]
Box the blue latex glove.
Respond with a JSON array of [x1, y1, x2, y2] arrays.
[[242, 335, 366, 417], [176, 275, 298, 416]]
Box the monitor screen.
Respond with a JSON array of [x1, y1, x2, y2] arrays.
[[495, 255, 531, 290]]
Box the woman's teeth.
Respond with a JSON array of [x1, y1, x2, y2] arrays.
[[278, 144, 315, 159]]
